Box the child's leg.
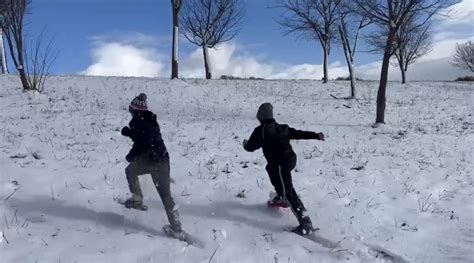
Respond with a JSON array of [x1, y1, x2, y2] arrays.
[[280, 157, 312, 227], [280, 168, 306, 213], [266, 163, 284, 197], [151, 160, 182, 232], [125, 160, 150, 201]]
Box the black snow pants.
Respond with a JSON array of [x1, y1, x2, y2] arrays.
[[265, 154, 309, 225]]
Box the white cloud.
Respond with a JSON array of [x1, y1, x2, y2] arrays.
[[180, 26, 472, 80], [440, 0, 474, 26], [82, 39, 471, 81], [180, 43, 274, 78], [358, 58, 472, 81], [402, 57, 471, 81], [180, 43, 349, 80], [421, 35, 474, 61], [179, 41, 471, 81], [268, 63, 349, 80], [82, 43, 165, 77]]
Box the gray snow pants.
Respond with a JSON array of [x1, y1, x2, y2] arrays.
[[125, 158, 181, 232]]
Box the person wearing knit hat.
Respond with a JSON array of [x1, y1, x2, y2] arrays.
[[243, 103, 325, 236], [120, 93, 185, 240], [129, 93, 148, 112]]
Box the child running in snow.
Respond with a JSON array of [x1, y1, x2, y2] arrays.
[[121, 93, 183, 238], [243, 103, 325, 235]]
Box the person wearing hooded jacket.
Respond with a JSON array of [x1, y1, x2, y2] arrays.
[[243, 103, 325, 235], [121, 93, 183, 238]]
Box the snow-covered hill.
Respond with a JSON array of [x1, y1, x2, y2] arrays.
[[1, 75, 473, 262]]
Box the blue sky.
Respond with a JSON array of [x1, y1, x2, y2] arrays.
[[15, 0, 474, 80]]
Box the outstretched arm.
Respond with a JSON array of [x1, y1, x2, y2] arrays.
[[243, 126, 263, 152], [289, 127, 324, 141]]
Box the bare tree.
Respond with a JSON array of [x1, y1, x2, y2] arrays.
[[1, 0, 30, 89], [366, 14, 433, 84], [451, 40, 474, 72], [24, 29, 59, 93], [337, 3, 370, 98], [1, 0, 58, 92], [394, 18, 432, 84], [278, 0, 343, 83], [353, 0, 453, 125], [180, 0, 245, 79], [171, 0, 182, 79], [0, 0, 9, 74]]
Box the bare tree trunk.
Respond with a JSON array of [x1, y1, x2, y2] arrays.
[[376, 54, 390, 124], [342, 43, 356, 98], [16, 37, 30, 90], [18, 67, 29, 89], [401, 67, 406, 84], [339, 24, 356, 99], [2, 0, 37, 90], [4, 28, 30, 89], [323, 44, 329, 83], [0, 28, 7, 74], [202, 45, 212, 79], [349, 62, 356, 98], [375, 29, 396, 124], [398, 55, 407, 84], [171, 6, 179, 79]]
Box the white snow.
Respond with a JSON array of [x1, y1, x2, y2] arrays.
[[0, 75, 473, 262]]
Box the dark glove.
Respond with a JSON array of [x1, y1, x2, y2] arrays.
[[242, 139, 248, 149], [125, 153, 135, 162], [121, 126, 131, 137], [316, 132, 325, 141]]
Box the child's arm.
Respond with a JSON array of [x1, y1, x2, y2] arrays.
[[126, 143, 142, 162], [243, 126, 263, 152], [121, 118, 140, 140], [289, 127, 324, 141], [121, 126, 134, 138]]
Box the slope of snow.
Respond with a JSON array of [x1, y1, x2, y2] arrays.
[[0, 75, 473, 263]]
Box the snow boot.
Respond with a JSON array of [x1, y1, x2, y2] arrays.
[[163, 224, 186, 241], [123, 198, 148, 211], [268, 195, 290, 208], [292, 216, 316, 236]]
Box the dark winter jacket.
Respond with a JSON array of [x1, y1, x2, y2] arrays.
[[244, 119, 321, 164], [121, 110, 169, 162]]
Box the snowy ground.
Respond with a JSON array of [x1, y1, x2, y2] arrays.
[[0, 75, 473, 263]]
